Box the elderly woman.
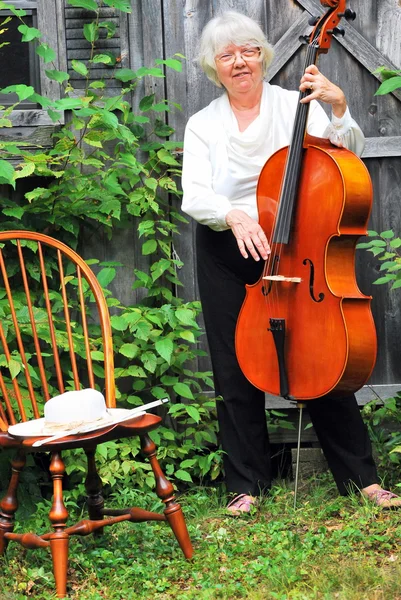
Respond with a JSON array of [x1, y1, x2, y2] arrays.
[[182, 11, 400, 513]]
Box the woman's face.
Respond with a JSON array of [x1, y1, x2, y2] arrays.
[[215, 44, 263, 96]]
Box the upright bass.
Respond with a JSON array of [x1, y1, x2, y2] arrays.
[[235, 0, 377, 401]]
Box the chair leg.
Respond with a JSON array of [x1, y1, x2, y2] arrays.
[[85, 448, 104, 536], [140, 435, 193, 559], [49, 452, 69, 599], [0, 451, 26, 555]]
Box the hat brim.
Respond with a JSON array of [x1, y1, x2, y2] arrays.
[[8, 408, 145, 440]]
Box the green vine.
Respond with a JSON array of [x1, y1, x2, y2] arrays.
[[0, 0, 223, 494]]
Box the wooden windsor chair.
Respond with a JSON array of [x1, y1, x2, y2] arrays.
[[0, 230, 193, 598]]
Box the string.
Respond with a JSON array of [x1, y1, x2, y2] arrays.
[[263, 34, 321, 321]]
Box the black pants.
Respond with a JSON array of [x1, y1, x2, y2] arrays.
[[196, 224, 378, 496]]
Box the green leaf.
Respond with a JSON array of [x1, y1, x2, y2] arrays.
[[119, 343, 139, 359], [139, 94, 155, 111], [176, 308, 196, 326], [1, 84, 34, 101], [173, 382, 194, 400], [92, 54, 112, 64], [18, 24, 41, 41], [115, 68, 137, 82], [67, 0, 98, 11], [390, 238, 401, 248], [89, 80, 106, 89], [375, 76, 401, 96], [380, 230, 395, 239], [14, 162, 35, 180], [71, 60, 88, 76], [373, 275, 396, 284], [36, 43, 56, 63], [174, 469, 193, 482], [185, 405, 201, 423], [154, 119, 174, 137], [54, 98, 84, 110], [391, 279, 401, 290], [91, 351, 104, 360], [127, 365, 146, 378], [102, 0, 132, 11], [179, 330, 196, 343], [83, 22, 99, 42], [155, 338, 174, 363], [45, 69, 70, 83], [2, 206, 24, 219], [142, 239, 157, 255], [155, 58, 182, 72], [97, 267, 116, 288], [137, 66, 164, 78], [48, 109, 63, 122], [111, 315, 129, 331], [368, 240, 387, 247], [0, 159, 15, 188], [157, 148, 180, 166], [8, 358, 21, 379], [141, 351, 157, 373]]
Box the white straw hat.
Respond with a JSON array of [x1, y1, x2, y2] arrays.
[[8, 388, 146, 441]]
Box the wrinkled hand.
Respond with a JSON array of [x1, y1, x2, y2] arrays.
[[299, 65, 347, 118], [225, 209, 270, 261]]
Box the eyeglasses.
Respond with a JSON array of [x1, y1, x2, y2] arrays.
[[215, 47, 261, 66]]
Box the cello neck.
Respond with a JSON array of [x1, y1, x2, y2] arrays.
[[272, 1, 345, 245], [272, 44, 319, 245]]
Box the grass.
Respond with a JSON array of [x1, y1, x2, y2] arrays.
[[1, 475, 401, 599]]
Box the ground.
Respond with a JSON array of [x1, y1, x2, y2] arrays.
[[2, 476, 401, 599]]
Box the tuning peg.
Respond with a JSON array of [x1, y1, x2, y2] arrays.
[[333, 26, 345, 36], [339, 8, 356, 21], [308, 15, 320, 26], [299, 35, 310, 45]]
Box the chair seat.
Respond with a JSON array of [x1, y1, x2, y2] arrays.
[[0, 413, 162, 451]]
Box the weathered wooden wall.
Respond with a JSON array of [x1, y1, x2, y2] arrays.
[[3, 0, 401, 391], [132, 0, 401, 389]]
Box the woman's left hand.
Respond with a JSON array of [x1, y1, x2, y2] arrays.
[[299, 64, 347, 118]]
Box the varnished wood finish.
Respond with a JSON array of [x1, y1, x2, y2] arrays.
[[49, 452, 69, 599], [0, 232, 193, 598], [236, 142, 377, 399], [0, 451, 26, 554], [141, 435, 193, 559]]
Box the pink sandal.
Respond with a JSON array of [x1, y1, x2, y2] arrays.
[[366, 488, 401, 509], [226, 493, 256, 515]]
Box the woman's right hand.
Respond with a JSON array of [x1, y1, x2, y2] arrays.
[[225, 209, 271, 261]]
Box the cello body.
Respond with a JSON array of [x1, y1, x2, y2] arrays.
[[235, 137, 377, 400]]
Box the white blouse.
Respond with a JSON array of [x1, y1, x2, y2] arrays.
[[181, 82, 365, 231]]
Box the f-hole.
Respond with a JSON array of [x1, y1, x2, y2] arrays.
[[303, 258, 324, 303], [262, 255, 280, 296]]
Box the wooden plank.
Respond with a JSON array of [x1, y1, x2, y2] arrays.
[[264, 0, 303, 44], [55, 0, 67, 75], [0, 109, 55, 126], [65, 17, 119, 29], [65, 7, 117, 18], [295, 0, 401, 102], [362, 136, 401, 158], [66, 28, 119, 40], [265, 384, 401, 410], [66, 38, 120, 48], [0, 125, 56, 147], [267, 13, 310, 81], [377, 0, 401, 68], [37, 0, 65, 102], [211, 0, 265, 21]]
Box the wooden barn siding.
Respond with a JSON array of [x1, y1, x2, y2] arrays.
[[3, 1, 401, 390], [143, 0, 401, 388]]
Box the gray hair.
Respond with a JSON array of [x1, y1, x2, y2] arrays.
[[198, 11, 274, 88]]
